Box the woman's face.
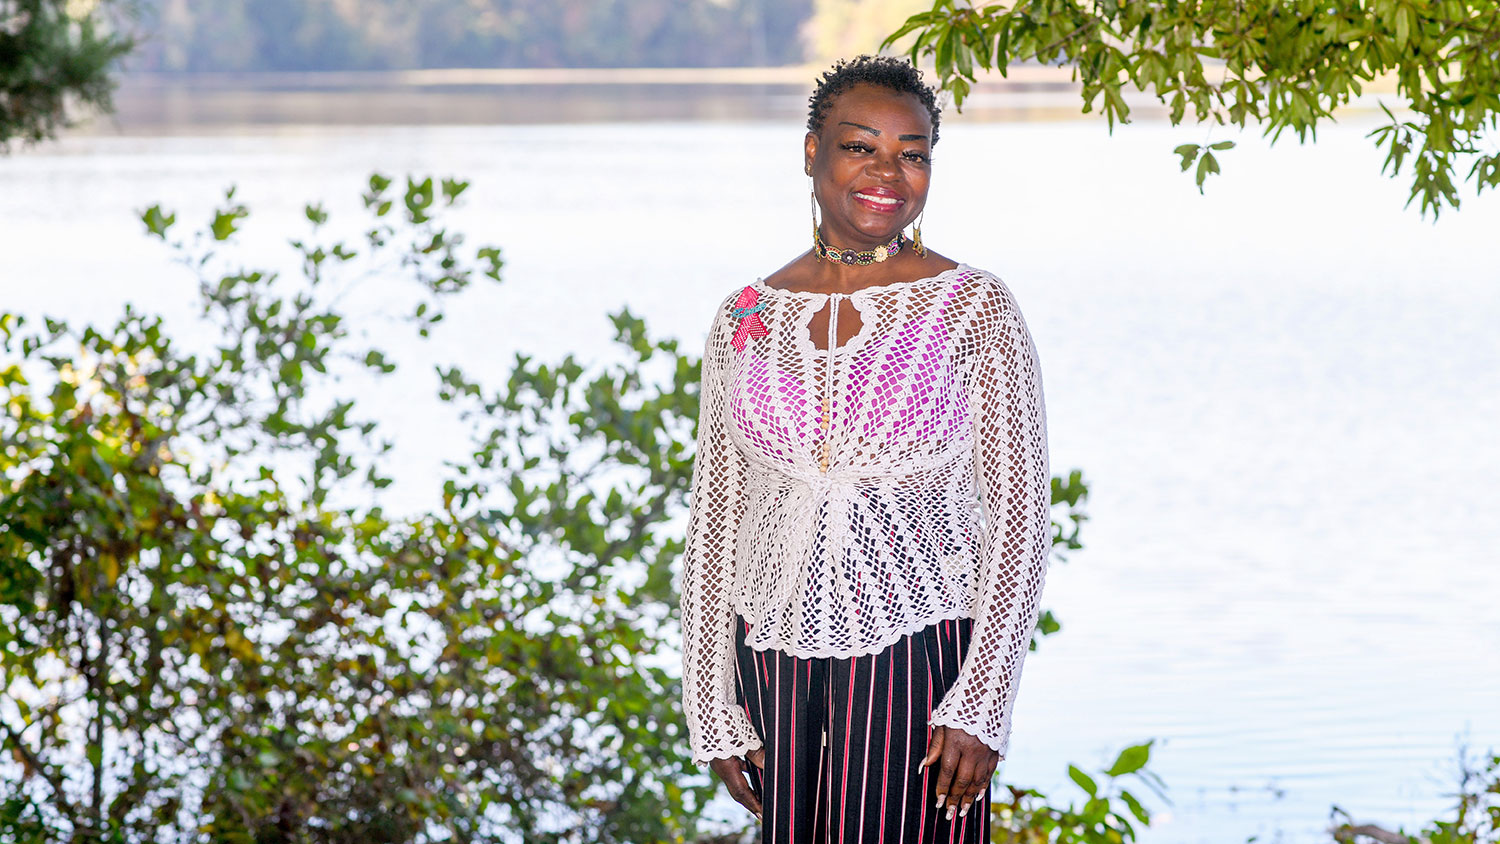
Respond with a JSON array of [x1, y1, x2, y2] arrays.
[[805, 83, 934, 249]]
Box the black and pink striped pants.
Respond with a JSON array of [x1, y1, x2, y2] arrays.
[[733, 615, 988, 844]]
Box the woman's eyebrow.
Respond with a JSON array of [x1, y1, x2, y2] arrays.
[[837, 121, 927, 142]]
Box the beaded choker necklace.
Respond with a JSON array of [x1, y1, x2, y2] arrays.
[[814, 228, 905, 266]]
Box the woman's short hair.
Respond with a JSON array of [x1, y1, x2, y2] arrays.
[[807, 55, 943, 146]]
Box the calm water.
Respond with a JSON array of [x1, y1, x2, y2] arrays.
[[2, 89, 1498, 843]]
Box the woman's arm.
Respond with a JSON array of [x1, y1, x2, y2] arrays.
[[928, 280, 1051, 759], [680, 296, 763, 767]]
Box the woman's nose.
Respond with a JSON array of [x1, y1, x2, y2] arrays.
[[867, 151, 901, 179]]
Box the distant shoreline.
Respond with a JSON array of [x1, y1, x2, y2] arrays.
[[117, 64, 1081, 89], [80, 66, 1404, 135]]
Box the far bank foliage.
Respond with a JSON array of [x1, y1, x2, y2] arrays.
[[130, 0, 813, 72], [885, 0, 1500, 218]]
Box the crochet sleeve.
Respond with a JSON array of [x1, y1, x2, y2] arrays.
[[928, 281, 1051, 757], [679, 295, 763, 766]]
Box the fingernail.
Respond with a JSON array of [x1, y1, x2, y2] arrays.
[[935, 794, 946, 809], [755, 813, 763, 822], [959, 804, 970, 818], [946, 806, 955, 821]]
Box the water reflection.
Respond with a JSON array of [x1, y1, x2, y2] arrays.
[[90, 69, 1189, 132]]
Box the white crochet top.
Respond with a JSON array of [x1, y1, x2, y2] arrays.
[[679, 263, 1050, 765]]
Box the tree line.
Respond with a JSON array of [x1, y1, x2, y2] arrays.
[[129, 0, 822, 72]]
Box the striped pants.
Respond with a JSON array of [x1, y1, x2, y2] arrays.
[[733, 615, 988, 844]]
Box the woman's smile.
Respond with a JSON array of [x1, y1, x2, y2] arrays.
[[852, 186, 905, 213]]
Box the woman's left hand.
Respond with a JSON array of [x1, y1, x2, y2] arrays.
[[922, 725, 1000, 819]]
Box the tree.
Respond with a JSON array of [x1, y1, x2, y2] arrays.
[[0, 174, 715, 843], [883, 0, 1500, 218], [0, 0, 132, 147]]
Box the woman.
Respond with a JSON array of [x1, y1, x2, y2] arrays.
[[679, 55, 1050, 844]]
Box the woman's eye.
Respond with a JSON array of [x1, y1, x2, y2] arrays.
[[903, 152, 931, 163], [841, 142, 873, 153]]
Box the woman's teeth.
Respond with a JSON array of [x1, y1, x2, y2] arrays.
[[856, 193, 902, 206]]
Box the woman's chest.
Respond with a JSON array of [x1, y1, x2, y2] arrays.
[[722, 305, 975, 462]]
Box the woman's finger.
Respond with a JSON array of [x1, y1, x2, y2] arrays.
[[947, 754, 979, 817], [941, 749, 978, 819], [921, 725, 945, 770], [960, 751, 995, 814], [747, 747, 767, 770], [923, 726, 957, 809], [964, 754, 996, 812], [934, 739, 966, 814], [708, 756, 763, 821]]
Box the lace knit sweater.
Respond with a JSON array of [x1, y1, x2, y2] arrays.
[[679, 264, 1050, 765]]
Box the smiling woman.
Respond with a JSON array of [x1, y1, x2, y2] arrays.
[[677, 55, 1053, 844]]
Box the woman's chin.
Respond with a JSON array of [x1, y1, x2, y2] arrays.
[[830, 215, 907, 244]]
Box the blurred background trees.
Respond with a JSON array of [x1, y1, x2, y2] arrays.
[[0, 0, 132, 145], [130, 0, 818, 71]]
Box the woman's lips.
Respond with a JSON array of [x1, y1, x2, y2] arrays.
[[853, 189, 905, 213]]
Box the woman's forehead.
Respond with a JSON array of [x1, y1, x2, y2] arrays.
[[824, 84, 932, 134]]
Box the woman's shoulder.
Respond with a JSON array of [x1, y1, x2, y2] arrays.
[[948, 263, 1025, 315]]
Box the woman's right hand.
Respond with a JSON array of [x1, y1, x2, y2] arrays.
[[709, 747, 766, 822]]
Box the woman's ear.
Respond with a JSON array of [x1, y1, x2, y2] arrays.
[[804, 132, 818, 175]]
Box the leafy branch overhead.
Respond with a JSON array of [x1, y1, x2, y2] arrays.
[[884, 0, 1500, 216]]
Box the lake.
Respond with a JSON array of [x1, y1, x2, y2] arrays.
[[1, 79, 1497, 843]]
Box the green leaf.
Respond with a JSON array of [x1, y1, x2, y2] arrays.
[[935, 25, 955, 81], [211, 204, 249, 241], [951, 77, 972, 111], [1173, 143, 1199, 171], [1209, 140, 1236, 150], [140, 204, 176, 238], [1068, 764, 1098, 796], [441, 178, 470, 203], [1194, 150, 1219, 192], [1105, 741, 1153, 776], [406, 177, 436, 223], [1119, 788, 1151, 824]]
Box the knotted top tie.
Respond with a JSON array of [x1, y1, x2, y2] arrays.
[[741, 467, 863, 620]]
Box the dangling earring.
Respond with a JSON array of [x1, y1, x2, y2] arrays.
[[808, 169, 822, 261], [911, 209, 927, 258]]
